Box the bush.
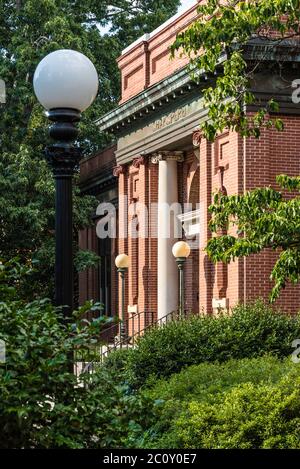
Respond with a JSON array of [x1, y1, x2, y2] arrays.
[[0, 260, 152, 448], [176, 372, 300, 449], [102, 348, 134, 375], [140, 356, 300, 449], [145, 355, 294, 403], [128, 301, 300, 386]]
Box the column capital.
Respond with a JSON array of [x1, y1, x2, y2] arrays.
[[192, 129, 202, 147], [193, 130, 202, 161], [132, 156, 145, 169], [113, 164, 126, 177], [150, 151, 184, 164]]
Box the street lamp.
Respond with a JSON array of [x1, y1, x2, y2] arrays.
[[172, 241, 191, 318], [33, 49, 98, 317], [115, 254, 130, 341]]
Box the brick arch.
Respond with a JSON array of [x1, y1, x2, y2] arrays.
[[187, 159, 200, 209]]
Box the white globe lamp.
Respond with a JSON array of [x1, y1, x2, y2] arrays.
[[33, 49, 98, 112]]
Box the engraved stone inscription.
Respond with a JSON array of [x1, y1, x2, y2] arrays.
[[152, 106, 188, 131]]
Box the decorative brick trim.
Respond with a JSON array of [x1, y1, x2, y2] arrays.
[[218, 165, 228, 196]]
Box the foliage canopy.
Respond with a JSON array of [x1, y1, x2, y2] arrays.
[[173, 0, 299, 141], [0, 0, 180, 297]]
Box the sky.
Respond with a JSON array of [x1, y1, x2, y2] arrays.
[[178, 0, 197, 14], [99, 0, 197, 36]]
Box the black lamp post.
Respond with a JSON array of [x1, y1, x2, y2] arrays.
[[33, 49, 98, 317], [172, 241, 191, 318]]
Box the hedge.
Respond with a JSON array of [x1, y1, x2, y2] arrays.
[[176, 373, 300, 448], [140, 356, 300, 449], [127, 300, 300, 387]]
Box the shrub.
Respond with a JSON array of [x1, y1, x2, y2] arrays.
[[0, 260, 152, 448], [102, 348, 134, 375], [176, 373, 300, 449], [128, 301, 300, 386], [145, 355, 294, 403], [140, 356, 300, 449]]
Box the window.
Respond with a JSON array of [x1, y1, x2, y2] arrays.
[[98, 236, 112, 316]]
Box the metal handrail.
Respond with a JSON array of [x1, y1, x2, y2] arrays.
[[77, 309, 192, 376]]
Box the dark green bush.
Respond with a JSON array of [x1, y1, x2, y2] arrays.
[[0, 260, 152, 448], [128, 301, 300, 386], [103, 348, 134, 374], [140, 356, 300, 449]]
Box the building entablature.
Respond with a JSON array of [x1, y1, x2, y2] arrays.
[[96, 65, 206, 135], [97, 37, 300, 166]]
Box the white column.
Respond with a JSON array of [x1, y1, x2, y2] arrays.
[[152, 152, 184, 320]]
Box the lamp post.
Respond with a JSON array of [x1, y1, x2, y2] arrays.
[[33, 50, 98, 317], [115, 254, 130, 341], [172, 241, 191, 318]]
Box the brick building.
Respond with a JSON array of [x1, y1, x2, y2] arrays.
[[79, 1, 300, 323]]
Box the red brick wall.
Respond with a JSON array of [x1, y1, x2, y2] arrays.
[[80, 145, 117, 183], [194, 118, 300, 314], [78, 146, 118, 317], [80, 2, 300, 321], [243, 116, 300, 313], [118, 2, 202, 103], [81, 120, 300, 320], [181, 151, 200, 313], [78, 226, 98, 306], [116, 157, 159, 326]]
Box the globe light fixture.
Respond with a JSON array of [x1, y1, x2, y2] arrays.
[[115, 254, 130, 270], [33, 49, 99, 317], [172, 241, 191, 259], [172, 241, 191, 317], [115, 254, 130, 340], [33, 49, 98, 112]]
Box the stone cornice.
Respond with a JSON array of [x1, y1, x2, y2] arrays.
[[243, 38, 300, 62], [96, 65, 208, 134], [79, 174, 117, 195], [97, 40, 300, 137]]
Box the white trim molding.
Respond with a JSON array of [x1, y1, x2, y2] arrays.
[[177, 209, 201, 236]]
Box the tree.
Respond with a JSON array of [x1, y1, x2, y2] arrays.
[[0, 0, 180, 298], [206, 175, 300, 301], [172, 0, 299, 141], [0, 259, 152, 448], [172, 1, 300, 300]]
